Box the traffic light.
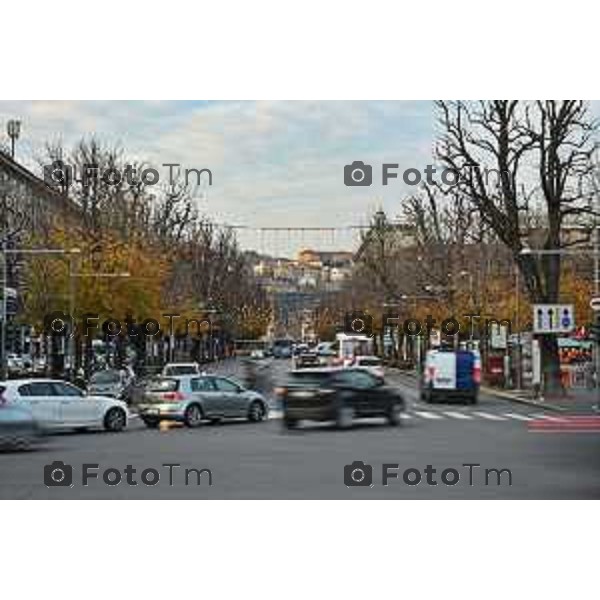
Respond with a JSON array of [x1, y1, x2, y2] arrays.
[[5, 322, 18, 352]]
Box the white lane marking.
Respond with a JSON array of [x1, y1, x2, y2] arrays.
[[441, 411, 474, 420], [531, 413, 563, 422], [502, 412, 534, 421], [413, 411, 445, 420], [400, 413, 413, 420], [472, 411, 507, 421]]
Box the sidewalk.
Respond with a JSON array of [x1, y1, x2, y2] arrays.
[[481, 385, 600, 414]]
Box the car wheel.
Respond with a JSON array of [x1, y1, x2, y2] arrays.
[[104, 407, 126, 432], [13, 435, 34, 451], [248, 401, 265, 422], [336, 405, 354, 429], [283, 416, 297, 430], [387, 403, 403, 426], [184, 403, 203, 428]]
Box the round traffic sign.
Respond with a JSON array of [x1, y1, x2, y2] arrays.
[[590, 297, 600, 311]]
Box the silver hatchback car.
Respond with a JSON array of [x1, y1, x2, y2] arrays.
[[136, 375, 269, 428]]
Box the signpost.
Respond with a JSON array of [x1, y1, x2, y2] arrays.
[[532, 304, 575, 334]]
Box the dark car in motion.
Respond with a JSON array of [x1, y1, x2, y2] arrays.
[[277, 367, 405, 429]]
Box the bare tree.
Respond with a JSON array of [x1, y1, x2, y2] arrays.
[[435, 100, 599, 390]]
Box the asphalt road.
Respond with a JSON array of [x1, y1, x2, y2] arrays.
[[1, 358, 599, 499]]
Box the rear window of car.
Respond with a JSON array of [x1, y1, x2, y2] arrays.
[[358, 357, 381, 366], [90, 371, 121, 384], [288, 370, 334, 386], [165, 366, 197, 376], [145, 378, 179, 392]]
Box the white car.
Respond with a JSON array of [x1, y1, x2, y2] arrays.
[[0, 379, 129, 432], [162, 362, 202, 377], [7, 354, 25, 375], [353, 356, 385, 380]]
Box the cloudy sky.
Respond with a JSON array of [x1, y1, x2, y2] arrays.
[[1, 100, 598, 256]]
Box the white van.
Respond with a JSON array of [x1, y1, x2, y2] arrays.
[[421, 349, 480, 404]]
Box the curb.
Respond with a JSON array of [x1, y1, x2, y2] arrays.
[[479, 387, 567, 413]]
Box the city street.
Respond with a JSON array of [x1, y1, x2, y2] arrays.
[[2, 358, 599, 499]]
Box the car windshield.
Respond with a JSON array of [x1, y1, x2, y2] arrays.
[[358, 358, 381, 366], [288, 370, 334, 387], [165, 366, 196, 376], [90, 370, 121, 384]]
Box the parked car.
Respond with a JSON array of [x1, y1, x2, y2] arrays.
[[0, 402, 44, 451], [0, 379, 129, 432], [277, 367, 405, 429], [420, 348, 480, 404], [292, 343, 309, 356], [87, 368, 135, 403], [7, 354, 25, 377], [353, 355, 385, 380], [161, 362, 202, 377], [135, 375, 269, 428], [33, 357, 47, 375], [294, 352, 320, 369]]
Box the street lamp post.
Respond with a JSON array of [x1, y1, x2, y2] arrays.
[[0, 247, 80, 380], [384, 292, 437, 372], [515, 263, 522, 390]]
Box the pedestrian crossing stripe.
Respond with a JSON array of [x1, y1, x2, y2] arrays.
[[413, 411, 445, 420], [502, 413, 534, 421], [471, 411, 508, 421], [441, 411, 473, 420], [531, 414, 564, 421], [266, 408, 573, 423]]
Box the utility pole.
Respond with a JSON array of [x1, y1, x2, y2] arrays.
[[0, 246, 7, 380], [594, 220, 600, 409], [515, 263, 522, 390]]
